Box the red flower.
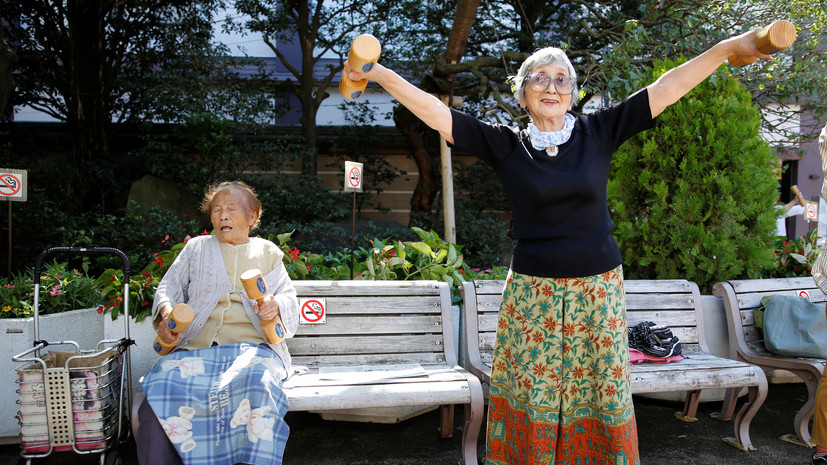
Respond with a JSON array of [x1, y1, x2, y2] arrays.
[[110, 275, 116, 281], [96, 306, 104, 314], [155, 257, 164, 266], [143, 301, 149, 306], [202, 230, 209, 235], [459, 269, 465, 274]]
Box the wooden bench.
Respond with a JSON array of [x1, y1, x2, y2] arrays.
[[284, 280, 484, 464], [133, 280, 484, 464], [463, 278, 769, 451], [713, 277, 827, 447]]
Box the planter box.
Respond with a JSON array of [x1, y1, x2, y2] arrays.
[[103, 315, 159, 396], [0, 308, 104, 443]]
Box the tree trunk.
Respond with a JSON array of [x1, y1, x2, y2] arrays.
[[0, 37, 16, 118], [443, 0, 480, 66], [400, 0, 480, 215], [67, 0, 109, 166], [394, 107, 441, 214]]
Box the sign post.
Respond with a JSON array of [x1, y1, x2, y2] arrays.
[[344, 162, 364, 279], [1, 169, 27, 277]]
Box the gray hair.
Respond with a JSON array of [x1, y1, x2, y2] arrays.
[[511, 47, 579, 107]]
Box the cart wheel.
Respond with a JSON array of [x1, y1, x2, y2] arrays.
[[102, 451, 122, 465]]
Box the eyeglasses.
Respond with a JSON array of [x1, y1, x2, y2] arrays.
[[526, 73, 576, 95]]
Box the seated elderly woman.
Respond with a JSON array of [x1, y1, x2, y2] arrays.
[[136, 181, 299, 465]]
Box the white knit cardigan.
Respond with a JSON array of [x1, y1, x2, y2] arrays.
[[152, 234, 300, 372]]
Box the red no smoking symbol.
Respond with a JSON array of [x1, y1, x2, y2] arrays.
[[301, 299, 325, 323], [348, 167, 361, 188], [0, 174, 21, 196]]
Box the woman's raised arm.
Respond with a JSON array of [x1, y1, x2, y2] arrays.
[[345, 62, 454, 144]]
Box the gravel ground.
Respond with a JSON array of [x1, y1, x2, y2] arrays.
[[0, 382, 815, 464]]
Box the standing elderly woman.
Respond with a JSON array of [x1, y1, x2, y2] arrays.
[[136, 181, 299, 465], [346, 30, 773, 464]]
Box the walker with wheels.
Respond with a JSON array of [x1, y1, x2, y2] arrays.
[[10, 247, 134, 465]]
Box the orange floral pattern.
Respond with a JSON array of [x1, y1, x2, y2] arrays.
[[486, 267, 638, 465]]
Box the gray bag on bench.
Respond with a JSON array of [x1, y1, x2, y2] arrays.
[[760, 295, 827, 359]]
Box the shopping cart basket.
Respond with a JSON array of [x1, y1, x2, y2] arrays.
[[11, 247, 134, 465]]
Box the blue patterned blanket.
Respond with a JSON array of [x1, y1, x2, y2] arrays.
[[141, 343, 290, 465]]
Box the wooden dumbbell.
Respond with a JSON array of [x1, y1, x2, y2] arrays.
[[240, 269, 286, 344], [791, 185, 806, 206], [339, 34, 382, 101], [728, 20, 797, 68], [153, 303, 195, 355]]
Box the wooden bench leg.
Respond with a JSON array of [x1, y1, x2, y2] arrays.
[[723, 371, 768, 451], [674, 390, 700, 422], [440, 404, 455, 438], [714, 387, 740, 422], [460, 373, 485, 465], [783, 371, 820, 447]]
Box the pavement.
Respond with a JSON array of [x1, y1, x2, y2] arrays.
[[0, 381, 816, 464]]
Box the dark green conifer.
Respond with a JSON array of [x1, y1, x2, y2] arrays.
[[608, 59, 779, 288]]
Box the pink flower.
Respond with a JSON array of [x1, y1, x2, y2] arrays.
[[49, 284, 63, 296], [4, 284, 13, 289]]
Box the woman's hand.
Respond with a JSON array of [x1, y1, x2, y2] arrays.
[[725, 28, 773, 61], [254, 294, 281, 322], [157, 304, 179, 344], [343, 60, 383, 85]]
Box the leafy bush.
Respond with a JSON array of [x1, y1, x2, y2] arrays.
[[766, 228, 819, 278], [608, 59, 779, 290], [0, 261, 100, 318]]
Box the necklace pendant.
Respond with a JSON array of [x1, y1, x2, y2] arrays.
[[545, 146, 558, 157]]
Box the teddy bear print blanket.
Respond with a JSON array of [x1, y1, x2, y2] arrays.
[[141, 343, 290, 465]]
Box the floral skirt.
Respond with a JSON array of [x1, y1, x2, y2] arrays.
[[485, 267, 639, 465]]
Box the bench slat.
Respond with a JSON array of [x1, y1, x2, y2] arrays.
[[301, 296, 443, 314], [295, 280, 443, 296], [286, 380, 474, 411], [294, 316, 442, 335], [292, 353, 447, 367], [284, 366, 469, 388], [727, 278, 822, 294], [287, 335, 445, 356], [735, 290, 827, 310], [630, 366, 762, 394], [625, 294, 696, 310]]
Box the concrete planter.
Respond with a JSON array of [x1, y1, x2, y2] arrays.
[[103, 315, 159, 396], [0, 308, 104, 443]]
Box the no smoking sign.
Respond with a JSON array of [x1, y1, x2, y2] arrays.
[[0, 169, 27, 202], [299, 298, 326, 324], [344, 161, 363, 193]]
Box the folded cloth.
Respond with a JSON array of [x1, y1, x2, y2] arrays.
[[629, 348, 684, 364], [141, 343, 290, 465]]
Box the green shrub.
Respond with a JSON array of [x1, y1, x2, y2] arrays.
[[767, 228, 819, 278], [0, 261, 100, 318], [608, 59, 778, 291]]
